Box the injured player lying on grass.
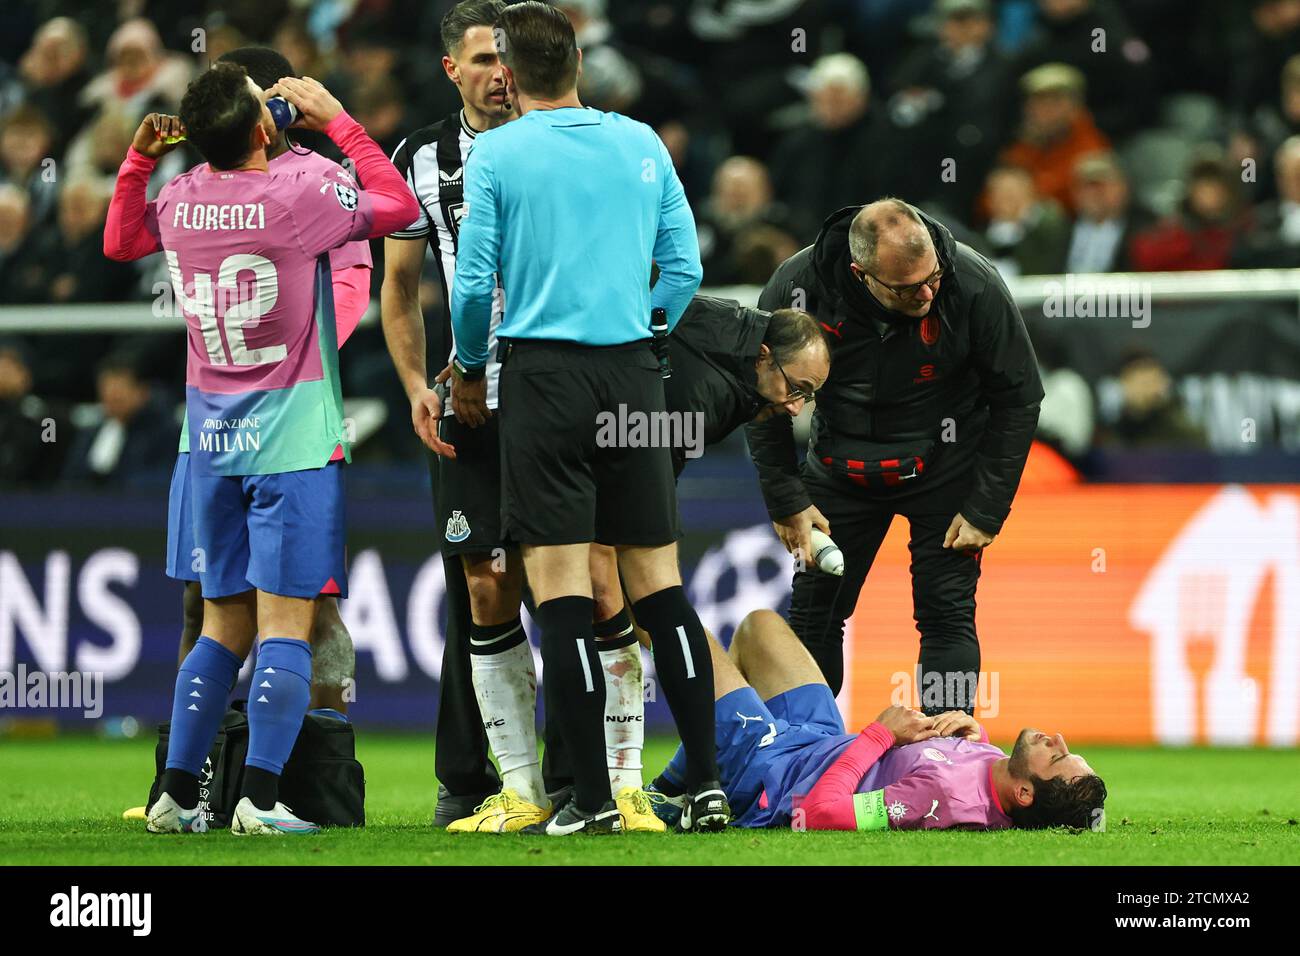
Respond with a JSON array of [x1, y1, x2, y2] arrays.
[[647, 610, 1107, 831]]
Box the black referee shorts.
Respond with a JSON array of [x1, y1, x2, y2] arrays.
[[498, 339, 681, 547]]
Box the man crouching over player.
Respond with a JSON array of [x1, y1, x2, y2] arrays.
[[650, 611, 1107, 831], [106, 64, 418, 834]]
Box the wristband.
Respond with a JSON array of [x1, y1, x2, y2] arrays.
[[452, 355, 485, 382]]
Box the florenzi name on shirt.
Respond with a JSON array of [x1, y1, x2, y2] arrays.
[[172, 201, 266, 231]]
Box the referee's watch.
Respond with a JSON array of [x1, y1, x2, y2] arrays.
[[451, 355, 485, 383]]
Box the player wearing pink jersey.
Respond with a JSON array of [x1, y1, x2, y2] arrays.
[[649, 610, 1108, 832], [101, 48, 372, 726], [110, 47, 374, 826], [105, 63, 418, 835]]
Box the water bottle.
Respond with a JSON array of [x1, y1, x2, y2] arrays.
[[266, 95, 299, 131], [809, 528, 844, 576], [160, 96, 297, 144]]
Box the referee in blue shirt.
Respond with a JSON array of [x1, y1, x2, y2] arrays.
[[451, 2, 727, 834]]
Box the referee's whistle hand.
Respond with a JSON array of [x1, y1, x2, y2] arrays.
[[451, 376, 492, 428], [411, 387, 456, 459]]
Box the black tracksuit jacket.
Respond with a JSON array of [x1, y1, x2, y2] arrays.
[[746, 206, 1043, 535], [663, 294, 770, 474]]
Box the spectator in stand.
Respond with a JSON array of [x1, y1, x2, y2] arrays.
[[43, 176, 139, 303], [6, 172, 144, 397], [1130, 151, 1251, 272], [1097, 349, 1207, 449], [1014, 0, 1154, 139], [769, 54, 897, 243], [1229, 0, 1300, 121], [731, 224, 801, 287], [326, 19, 405, 109], [557, 0, 696, 132], [687, 0, 824, 157], [1232, 53, 1300, 204], [997, 64, 1109, 216], [0, 104, 58, 225], [349, 76, 407, 160], [12, 17, 92, 153], [61, 353, 177, 487], [982, 165, 1071, 277], [695, 156, 796, 285], [64, 105, 139, 181], [888, 0, 1014, 221], [198, 19, 250, 64], [79, 18, 192, 117], [0, 338, 63, 485], [1233, 136, 1300, 268], [272, 15, 332, 86], [0, 184, 36, 302], [1064, 152, 1145, 273]]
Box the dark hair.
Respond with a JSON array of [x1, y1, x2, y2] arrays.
[[179, 62, 262, 170], [764, 308, 829, 366], [1009, 773, 1108, 830], [441, 0, 507, 56], [848, 197, 930, 271], [217, 46, 295, 91], [97, 350, 144, 380], [496, 1, 578, 99]]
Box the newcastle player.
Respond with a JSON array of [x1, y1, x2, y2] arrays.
[[381, 0, 517, 826]]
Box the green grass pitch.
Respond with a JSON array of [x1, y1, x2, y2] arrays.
[[1, 735, 1297, 865]]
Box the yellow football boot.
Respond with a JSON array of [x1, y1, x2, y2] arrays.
[[445, 789, 551, 833], [615, 786, 668, 833]]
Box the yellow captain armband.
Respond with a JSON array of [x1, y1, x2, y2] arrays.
[[853, 789, 890, 831]]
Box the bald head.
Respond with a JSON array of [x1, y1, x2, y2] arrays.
[[848, 199, 943, 318], [848, 198, 932, 273]]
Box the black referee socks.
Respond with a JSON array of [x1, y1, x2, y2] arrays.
[[532, 595, 610, 813], [631, 586, 718, 789]]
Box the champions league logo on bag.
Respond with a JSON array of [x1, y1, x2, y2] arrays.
[[445, 510, 470, 543]]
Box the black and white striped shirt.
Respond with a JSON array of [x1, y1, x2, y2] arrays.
[[390, 110, 504, 409]]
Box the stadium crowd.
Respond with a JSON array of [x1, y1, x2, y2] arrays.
[[2, 0, 1292, 485]]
